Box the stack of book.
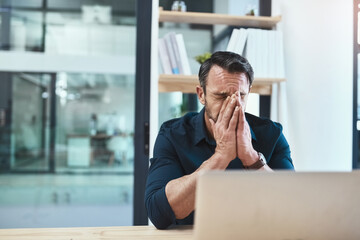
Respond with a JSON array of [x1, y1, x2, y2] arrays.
[[227, 28, 285, 79], [158, 32, 191, 75]]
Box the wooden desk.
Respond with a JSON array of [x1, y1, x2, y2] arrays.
[[0, 225, 193, 240]]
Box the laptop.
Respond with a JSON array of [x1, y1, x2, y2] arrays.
[[193, 171, 360, 240]]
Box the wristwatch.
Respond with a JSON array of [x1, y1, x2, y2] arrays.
[[243, 152, 267, 170]]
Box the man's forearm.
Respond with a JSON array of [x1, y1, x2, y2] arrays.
[[165, 152, 230, 220]]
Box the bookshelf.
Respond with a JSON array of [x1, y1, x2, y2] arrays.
[[158, 74, 285, 96], [157, 8, 285, 96], [149, 1, 284, 160]]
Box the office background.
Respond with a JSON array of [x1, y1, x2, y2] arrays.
[[0, 0, 355, 228]]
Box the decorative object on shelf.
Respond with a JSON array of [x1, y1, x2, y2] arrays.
[[245, 9, 255, 16], [171, 1, 187, 12], [245, 2, 258, 16], [195, 52, 212, 64]]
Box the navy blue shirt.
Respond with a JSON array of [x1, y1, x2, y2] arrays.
[[145, 108, 294, 229]]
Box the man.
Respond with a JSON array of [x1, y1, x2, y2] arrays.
[[145, 51, 294, 229]]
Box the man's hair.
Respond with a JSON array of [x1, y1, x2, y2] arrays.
[[198, 51, 254, 94]]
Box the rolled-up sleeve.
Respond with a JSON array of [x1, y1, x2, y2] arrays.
[[145, 130, 184, 229]]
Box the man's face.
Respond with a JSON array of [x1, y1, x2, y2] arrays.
[[201, 65, 251, 123]]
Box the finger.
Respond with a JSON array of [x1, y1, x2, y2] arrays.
[[228, 106, 239, 131], [235, 91, 241, 106], [209, 118, 216, 134], [237, 103, 246, 131], [217, 96, 230, 123], [209, 118, 215, 128], [209, 118, 218, 139], [221, 94, 237, 128]]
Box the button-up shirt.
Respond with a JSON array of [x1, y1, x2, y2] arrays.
[[145, 108, 294, 229]]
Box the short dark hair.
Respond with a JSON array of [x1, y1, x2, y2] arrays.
[[198, 51, 254, 94]]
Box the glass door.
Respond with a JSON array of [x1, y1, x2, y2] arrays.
[[10, 73, 51, 171], [0, 0, 149, 227]]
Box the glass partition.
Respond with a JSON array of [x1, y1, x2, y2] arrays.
[[0, 0, 136, 55], [55, 73, 135, 174], [5, 71, 135, 173], [0, 0, 137, 228], [10, 73, 51, 171]]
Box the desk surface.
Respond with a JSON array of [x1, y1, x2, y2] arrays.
[[0, 225, 193, 240]]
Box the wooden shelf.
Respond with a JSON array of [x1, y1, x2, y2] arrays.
[[157, 8, 284, 96], [158, 74, 286, 96], [159, 8, 281, 28]]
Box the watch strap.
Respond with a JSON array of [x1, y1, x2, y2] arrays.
[[243, 152, 266, 170]]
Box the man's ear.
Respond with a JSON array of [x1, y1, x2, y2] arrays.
[[196, 85, 205, 105]]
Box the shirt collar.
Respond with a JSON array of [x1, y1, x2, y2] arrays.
[[194, 108, 257, 145], [249, 117, 257, 142], [194, 108, 213, 145]]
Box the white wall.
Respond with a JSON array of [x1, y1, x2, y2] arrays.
[[272, 0, 353, 171]]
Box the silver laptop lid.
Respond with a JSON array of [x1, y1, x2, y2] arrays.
[[194, 171, 360, 240]]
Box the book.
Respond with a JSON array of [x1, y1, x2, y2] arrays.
[[226, 28, 240, 52], [244, 28, 258, 77], [241, 28, 285, 79], [163, 33, 179, 74], [256, 29, 265, 77], [176, 33, 191, 75], [233, 28, 248, 56], [169, 32, 184, 74], [158, 38, 172, 74]]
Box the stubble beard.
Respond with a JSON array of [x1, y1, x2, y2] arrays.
[[204, 98, 218, 123]]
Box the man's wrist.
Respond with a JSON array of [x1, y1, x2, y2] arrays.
[[241, 149, 259, 166], [208, 151, 233, 170], [215, 147, 235, 162]]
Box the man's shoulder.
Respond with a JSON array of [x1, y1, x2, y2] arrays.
[[159, 111, 199, 136], [245, 112, 283, 134]]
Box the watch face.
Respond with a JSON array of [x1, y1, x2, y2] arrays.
[[259, 152, 266, 164]]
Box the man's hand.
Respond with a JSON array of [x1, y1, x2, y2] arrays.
[[165, 94, 240, 220], [236, 95, 258, 166], [209, 94, 240, 165]]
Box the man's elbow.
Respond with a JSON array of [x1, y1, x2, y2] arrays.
[[145, 196, 173, 229], [150, 218, 172, 230]]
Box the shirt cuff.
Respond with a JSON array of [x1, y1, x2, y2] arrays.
[[156, 186, 176, 224]]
